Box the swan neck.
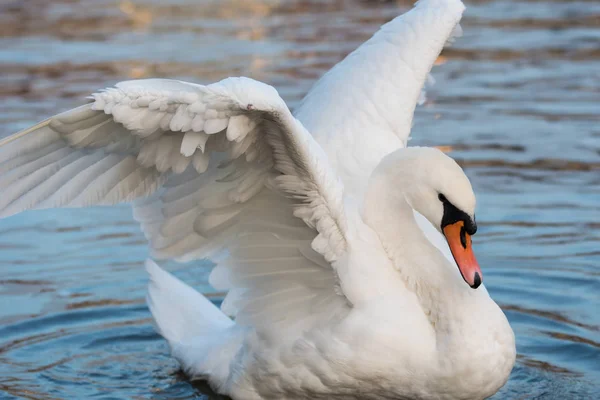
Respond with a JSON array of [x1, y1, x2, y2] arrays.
[[364, 175, 430, 274], [362, 168, 466, 321]]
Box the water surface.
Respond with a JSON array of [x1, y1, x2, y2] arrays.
[[0, 0, 599, 398]]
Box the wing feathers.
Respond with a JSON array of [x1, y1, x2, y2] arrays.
[[1, 76, 351, 332]]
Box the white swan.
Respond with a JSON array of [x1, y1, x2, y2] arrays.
[[0, 0, 515, 398]]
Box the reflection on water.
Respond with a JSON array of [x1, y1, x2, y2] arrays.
[[0, 0, 599, 398]]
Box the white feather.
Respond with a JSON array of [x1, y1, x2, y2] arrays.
[[191, 115, 205, 132], [226, 115, 256, 142], [204, 118, 228, 135], [180, 131, 208, 157], [192, 151, 210, 173]]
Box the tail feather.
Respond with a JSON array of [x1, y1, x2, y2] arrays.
[[146, 259, 233, 346], [146, 260, 242, 387]]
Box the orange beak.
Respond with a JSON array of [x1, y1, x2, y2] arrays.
[[443, 221, 482, 289]]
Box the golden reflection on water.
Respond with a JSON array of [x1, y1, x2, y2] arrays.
[[119, 1, 153, 30]]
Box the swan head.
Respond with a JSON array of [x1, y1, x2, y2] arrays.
[[372, 147, 482, 289]]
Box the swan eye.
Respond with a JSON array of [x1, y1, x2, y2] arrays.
[[439, 194, 477, 235]]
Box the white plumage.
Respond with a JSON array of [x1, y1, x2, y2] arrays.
[[0, 1, 515, 399]]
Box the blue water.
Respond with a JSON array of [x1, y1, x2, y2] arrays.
[[0, 0, 599, 398]]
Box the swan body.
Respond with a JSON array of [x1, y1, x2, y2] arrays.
[[0, 0, 515, 399]]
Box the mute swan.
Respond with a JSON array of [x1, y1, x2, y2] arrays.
[[0, 0, 515, 398]]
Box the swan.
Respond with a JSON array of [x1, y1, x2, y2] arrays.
[[0, 0, 515, 398]]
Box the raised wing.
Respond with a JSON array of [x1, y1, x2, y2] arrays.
[[296, 0, 465, 184], [0, 77, 350, 329]]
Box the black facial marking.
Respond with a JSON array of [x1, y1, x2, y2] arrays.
[[438, 193, 477, 235], [460, 226, 467, 249]]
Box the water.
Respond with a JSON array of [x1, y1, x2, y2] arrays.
[[0, 0, 599, 398]]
